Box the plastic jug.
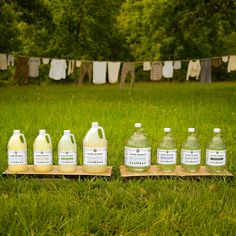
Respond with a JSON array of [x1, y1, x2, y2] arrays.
[[58, 130, 77, 173], [83, 122, 107, 173], [33, 129, 53, 172], [8, 130, 27, 172]]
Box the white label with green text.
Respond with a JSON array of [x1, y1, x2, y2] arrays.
[[58, 151, 77, 165], [8, 150, 27, 165], [83, 147, 107, 165]]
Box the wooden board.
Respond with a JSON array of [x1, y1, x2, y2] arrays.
[[2, 165, 112, 177], [120, 165, 233, 178]]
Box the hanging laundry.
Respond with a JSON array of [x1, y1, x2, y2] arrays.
[[78, 61, 92, 85], [7, 54, 14, 67], [108, 62, 121, 84], [49, 59, 67, 80], [42, 58, 50, 65], [162, 61, 174, 78], [200, 60, 212, 83], [0, 54, 7, 70], [120, 62, 135, 88], [227, 55, 236, 72], [14, 56, 29, 83], [173, 61, 181, 70], [186, 60, 201, 80], [211, 58, 222, 67], [76, 60, 81, 67], [150, 61, 162, 81], [143, 62, 151, 71], [222, 56, 229, 63], [29, 57, 41, 78], [67, 60, 75, 76], [93, 61, 107, 84]]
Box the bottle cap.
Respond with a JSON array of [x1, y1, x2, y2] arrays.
[[92, 122, 99, 128], [135, 123, 142, 128], [213, 128, 220, 133], [188, 128, 195, 133], [13, 130, 20, 135], [64, 130, 71, 135], [164, 128, 171, 132], [39, 129, 46, 135]]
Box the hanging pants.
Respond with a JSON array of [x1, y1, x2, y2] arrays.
[[200, 60, 212, 83], [120, 62, 135, 88], [77, 61, 92, 85], [14, 56, 29, 84]]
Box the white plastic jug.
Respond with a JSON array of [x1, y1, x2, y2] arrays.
[[83, 122, 107, 173], [8, 130, 27, 172], [58, 130, 77, 173], [33, 129, 53, 172]]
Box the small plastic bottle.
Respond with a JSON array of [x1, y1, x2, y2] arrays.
[[58, 130, 77, 173], [157, 128, 177, 172], [181, 128, 201, 172], [206, 128, 226, 173], [33, 129, 53, 172], [8, 130, 27, 172], [124, 123, 151, 172]]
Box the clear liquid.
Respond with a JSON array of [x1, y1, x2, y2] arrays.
[[181, 133, 201, 172]]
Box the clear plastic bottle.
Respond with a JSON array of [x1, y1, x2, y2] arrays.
[[8, 130, 27, 172], [125, 123, 151, 172], [58, 130, 77, 173], [157, 128, 177, 172], [83, 122, 107, 173], [206, 128, 226, 173], [181, 128, 201, 172], [33, 129, 53, 172]]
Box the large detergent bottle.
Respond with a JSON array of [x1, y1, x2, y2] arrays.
[[33, 129, 53, 172], [8, 130, 27, 172], [58, 130, 77, 173], [83, 122, 107, 173]]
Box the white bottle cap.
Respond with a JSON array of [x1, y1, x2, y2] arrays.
[[13, 130, 20, 134], [64, 130, 71, 135], [39, 129, 46, 135], [164, 128, 171, 132], [188, 128, 195, 133], [135, 123, 142, 128], [92, 122, 99, 128], [213, 128, 221, 133]]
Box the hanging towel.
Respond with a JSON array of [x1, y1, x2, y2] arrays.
[[29, 57, 41, 77], [222, 56, 229, 63], [108, 62, 121, 83], [7, 54, 14, 67], [162, 61, 174, 78], [211, 58, 222, 67], [93, 61, 107, 84], [227, 55, 236, 72], [0, 54, 7, 70], [76, 60, 81, 67], [173, 61, 181, 70], [150, 62, 162, 81], [120, 62, 135, 88], [14, 56, 29, 83], [143, 62, 151, 71], [67, 60, 75, 76], [200, 60, 212, 83], [186, 60, 201, 80], [77, 61, 92, 85], [42, 58, 50, 65], [49, 59, 67, 80]]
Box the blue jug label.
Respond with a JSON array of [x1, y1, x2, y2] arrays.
[[157, 149, 177, 164], [181, 149, 201, 165]]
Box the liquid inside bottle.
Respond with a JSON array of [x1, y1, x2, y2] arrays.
[[8, 130, 27, 172], [33, 129, 53, 172], [181, 128, 201, 172], [58, 130, 77, 173], [206, 128, 226, 173], [125, 123, 151, 172], [83, 122, 107, 173], [157, 128, 177, 172]]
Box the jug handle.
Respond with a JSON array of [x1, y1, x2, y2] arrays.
[[98, 127, 106, 139], [46, 134, 52, 144], [20, 134, 26, 144], [70, 134, 76, 144]]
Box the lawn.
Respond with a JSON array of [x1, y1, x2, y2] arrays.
[[0, 82, 236, 235]]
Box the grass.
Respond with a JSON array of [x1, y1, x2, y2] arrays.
[[0, 81, 236, 235]]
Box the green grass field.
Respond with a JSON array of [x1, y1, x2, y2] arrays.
[[0, 82, 236, 235]]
